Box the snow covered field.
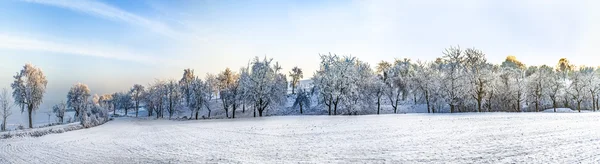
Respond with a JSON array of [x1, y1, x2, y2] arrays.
[[2, 113, 600, 163]]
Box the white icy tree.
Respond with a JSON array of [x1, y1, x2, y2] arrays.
[[52, 101, 67, 124], [1, 88, 12, 131], [67, 83, 91, 125], [246, 56, 287, 117], [11, 63, 48, 128], [130, 84, 145, 117]]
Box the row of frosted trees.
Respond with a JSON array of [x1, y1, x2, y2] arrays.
[[98, 56, 289, 120], [311, 47, 599, 115], [6, 47, 600, 129]]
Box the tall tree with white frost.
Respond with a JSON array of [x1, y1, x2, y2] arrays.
[[1, 88, 13, 131], [289, 66, 303, 94], [440, 46, 465, 113], [463, 48, 492, 112], [67, 83, 91, 123], [11, 63, 48, 128], [130, 84, 145, 117]]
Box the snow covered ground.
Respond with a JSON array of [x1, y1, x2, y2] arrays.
[[2, 113, 600, 163]]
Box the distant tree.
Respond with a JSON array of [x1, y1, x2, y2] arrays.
[[217, 68, 238, 118], [130, 84, 145, 117], [546, 71, 564, 112], [289, 66, 303, 94], [204, 74, 218, 118], [144, 80, 167, 118], [52, 101, 67, 124], [569, 68, 587, 112], [501, 55, 526, 70], [67, 83, 91, 124], [556, 58, 574, 78], [165, 80, 181, 119], [293, 88, 312, 114], [190, 78, 208, 120], [180, 69, 195, 118], [11, 63, 48, 128], [1, 88, 13, 131], [526, 65, 551, 112], [99, 94, 113, 114], [376, 61, 392, 75], [441, 46, 465, 113]]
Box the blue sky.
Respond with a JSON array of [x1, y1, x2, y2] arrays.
[[0, 0, 599, 113]]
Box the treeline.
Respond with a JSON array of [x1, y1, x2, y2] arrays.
[[311, 47, 595, 115], [4, 46, 599, 129]]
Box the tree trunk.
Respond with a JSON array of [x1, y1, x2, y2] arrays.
[[425, 90, 431, 113], [242, 103, 245, 113], [259, 108, 264, 117], [232, 104, 236, 119], [195, 108, 200, 120], [377, 96, 381, 115], [450, 104, 455, 113], [578, 101, 581, 113], [28, 107, 33, 128], [553, 99, 557, 113], [477, 98, 482, 113], [333, 102, 338, 115], [225, 108, 229, 118], [299, 103, 303, 114], [135, 101, 139, 117]]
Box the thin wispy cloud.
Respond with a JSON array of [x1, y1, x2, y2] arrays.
[[21, 0, 185, 39], [0, 33, 164, 64]]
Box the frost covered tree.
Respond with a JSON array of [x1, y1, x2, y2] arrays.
[[52, 101, 67, 124], [440, 46, 467, 113], [165, 80, 182, 119], [1, 88, 12, 131], [67, 83, 91, 123], [217, 68, 239, 118], [413, 61, 439, 113], [180, 69, 195, 118], [313, 54, 354, 115], [289, 66, 303, 94], [246, 57, 288, 117], [293, 88, 312, 114], [463, 48, 492, 112], [130, 84, 145, 117], [189, 77, 208, 119], [546, 71, 564, 112], [11, 63, 48, 128], [313, 54, 375, 115], [99, 94, 113, 114], [385, 58, 413, 113], [583, 68, 600, 111], [144, 80, 167, 118], [113, 92, 133, 116], [525, 65, 552, 112], [569, 68, 587, 112], [204, 74, 218, 118]]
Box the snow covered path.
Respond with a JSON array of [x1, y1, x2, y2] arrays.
[[2, 113, 600, 163]]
